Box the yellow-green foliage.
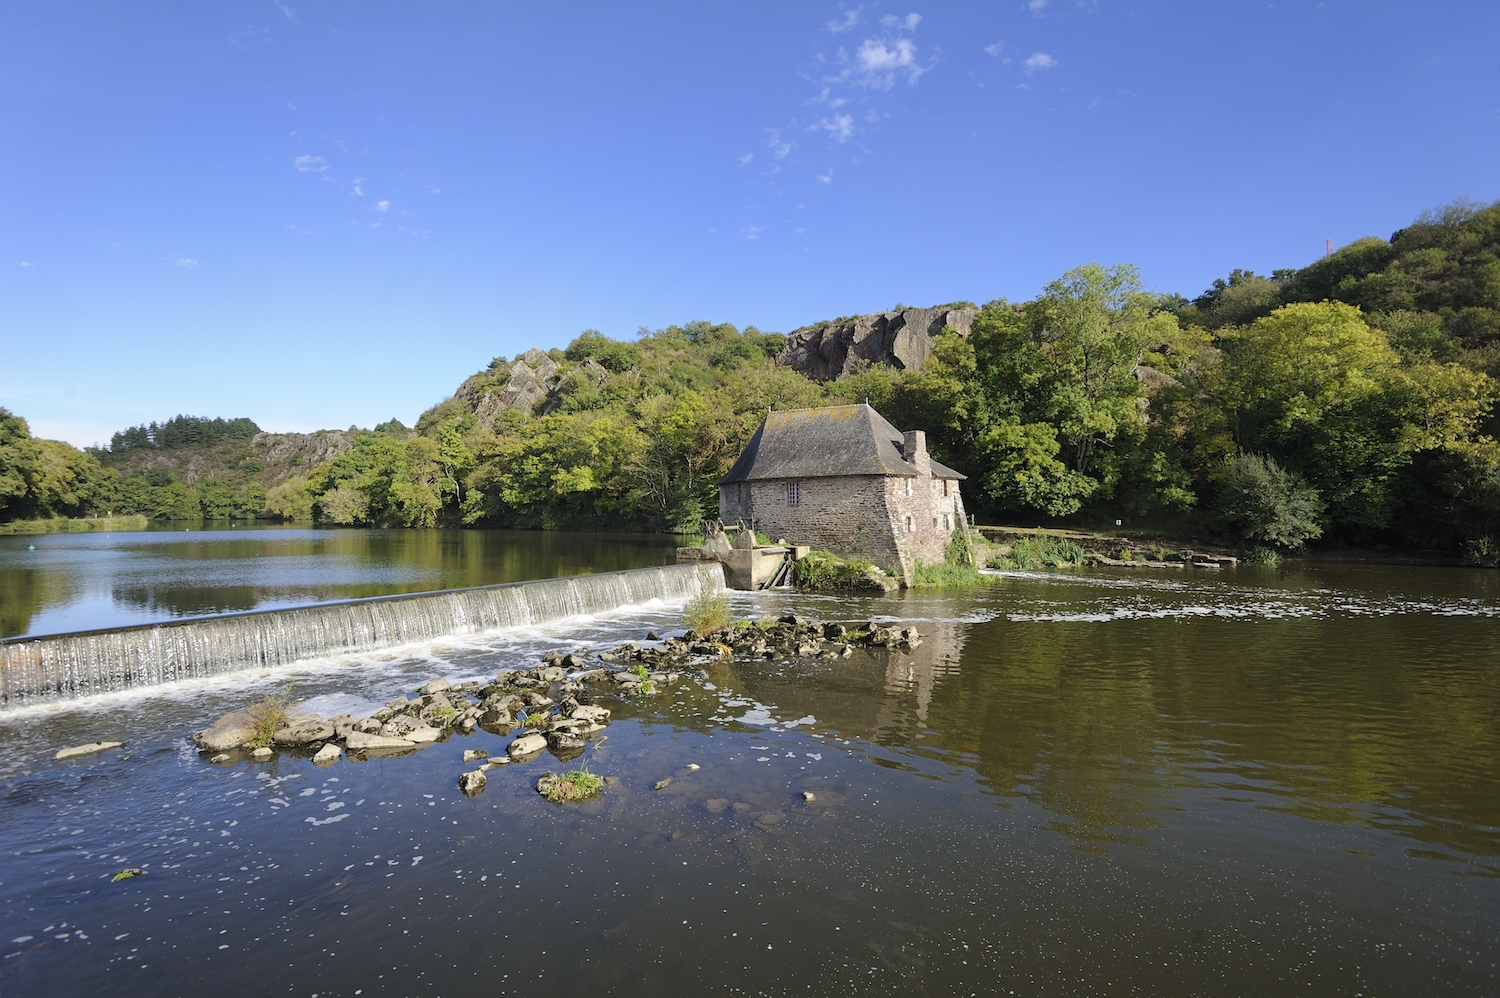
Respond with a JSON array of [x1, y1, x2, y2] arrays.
[[990, 535, 1089, 570], [247, 685, 296, 748], [543, 768, 604, 803], [793, 549, 889, 591], [911, 561, 986, 587], [682, 584, 731, 636]]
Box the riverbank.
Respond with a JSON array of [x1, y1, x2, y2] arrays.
[[0, 514, 148, 537], [977, 524, 1476, 569]]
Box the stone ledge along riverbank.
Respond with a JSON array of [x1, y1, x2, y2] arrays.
[[0, 562, 724, 707], [188, 614, 922, 801]]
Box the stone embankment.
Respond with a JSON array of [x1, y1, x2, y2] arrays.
[[190, 615, 919, 800]]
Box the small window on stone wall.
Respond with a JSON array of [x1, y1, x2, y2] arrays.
[[942, 479, 950, 497], [942, 513, 951, 530], [787, 481, 800, 506], [903, 515, 914, 532], [903, 478, 913, 497]]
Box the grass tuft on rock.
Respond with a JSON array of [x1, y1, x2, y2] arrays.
[[542, 767, 605, 803], [682, 583, 731, 636], [246, 684, 296, 748]]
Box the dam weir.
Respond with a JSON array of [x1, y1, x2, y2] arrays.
[[0, 562, 725, 707]]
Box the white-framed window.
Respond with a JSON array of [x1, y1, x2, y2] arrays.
[[903, 515, 914, 532], [903, 478, 913, 497], [787, 481, 800, 506], [942, 513, 951, 530]]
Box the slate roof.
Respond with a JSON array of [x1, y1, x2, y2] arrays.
[[719, 404, 966, 484]]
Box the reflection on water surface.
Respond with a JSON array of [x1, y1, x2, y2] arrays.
[[0, 551, 1496, 995], [0, 525, 682, 637]]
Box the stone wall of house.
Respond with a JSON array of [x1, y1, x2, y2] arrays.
[[883, 430, 968, 577], [719, 475, 905, 572], [717, 442, 967, 586]]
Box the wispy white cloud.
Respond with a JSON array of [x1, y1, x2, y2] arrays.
[[745, 225, 764, 240], [880, 13, 921, 30], [1027, 0, 1049, 10], [815, 114, 854, 141], [827, 7, 862, 33], [854, 38, 926, 87], [810, 86, 847, 108], [817, 169, 833, 185], [175, 258, 200, 268], [18, 261, 33, 268], [272, 0, 297, 21], [766, 129, 793, 159], [984, 39, 1005, 56], [426, 184, 441, 194], [1024, 52, 1056, 70], [737, 152, 754, 165], [375, 200, 390, 212], [294, 154, 327, 172], [351, 178, 365, 196]]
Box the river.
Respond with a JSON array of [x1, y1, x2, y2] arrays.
[[0, 529, 1496, 995]]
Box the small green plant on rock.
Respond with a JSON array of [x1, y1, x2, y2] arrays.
[[682, 584, 731, 636], [543, 767, 605, 803], [247, 684, 296, 748], [628, 663, 657, 695]]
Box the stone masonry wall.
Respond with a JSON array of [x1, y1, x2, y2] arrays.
[[719, 475, 904, 573]]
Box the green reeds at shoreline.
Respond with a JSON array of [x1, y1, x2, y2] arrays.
[[0, 514, 149, 537]]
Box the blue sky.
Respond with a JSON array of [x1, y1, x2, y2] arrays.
[[3, 1, 1497, 446]]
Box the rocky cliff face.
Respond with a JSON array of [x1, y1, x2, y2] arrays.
[[101, 430, 355, 487], [453, 348, 611, 430], [775, 306, 976, 382]]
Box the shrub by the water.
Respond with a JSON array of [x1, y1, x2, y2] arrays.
[[990, 535, 1089, 570], [1215, 453, 1324, 550], [794, 550, 894, 591], [912, 561, 985, 586], [682, 584, 731, 636], [247, 685, 296, 748], [1463, 536, 1499, 567]]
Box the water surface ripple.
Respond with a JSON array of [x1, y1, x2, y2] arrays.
[[1, 555, 1496, 996]]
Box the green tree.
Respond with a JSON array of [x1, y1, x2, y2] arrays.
[[1215, 453, 1324, 549]]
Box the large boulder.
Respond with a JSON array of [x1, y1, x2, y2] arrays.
[[194, 711, 259, 752], [274, 720, 334, 746], [346, 730, 415, 751], [507, 732, 548, 759]]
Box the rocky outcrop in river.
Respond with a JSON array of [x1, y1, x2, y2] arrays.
[[191, 615, 920, 799]]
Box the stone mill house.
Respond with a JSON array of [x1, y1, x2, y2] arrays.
[[717, 404, 967, 586]]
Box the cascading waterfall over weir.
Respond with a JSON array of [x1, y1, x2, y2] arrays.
[[0, 563, 725, 707]]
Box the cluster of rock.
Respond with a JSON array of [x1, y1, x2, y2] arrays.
[[453, 348, 610, 430], [188, 615, 918, 800], [776, 306, 976, 382], [703, 615, 921, 658]]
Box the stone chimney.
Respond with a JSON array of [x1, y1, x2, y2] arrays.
[[902, 430, 931, 474]]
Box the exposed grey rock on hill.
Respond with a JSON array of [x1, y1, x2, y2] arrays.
[[101, 430, 354, 487], [776, 306, 976, 382], [452, 348, 612, 430]]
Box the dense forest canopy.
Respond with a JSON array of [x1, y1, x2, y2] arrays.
[[3, 199, 1497, 552]]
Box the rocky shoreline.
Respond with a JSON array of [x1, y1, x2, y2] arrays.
[[191, 615, 921, 799]]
